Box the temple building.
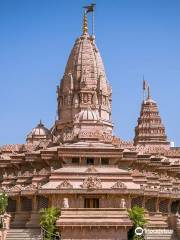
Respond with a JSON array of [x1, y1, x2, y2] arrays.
[[0, 7, 180, 240]]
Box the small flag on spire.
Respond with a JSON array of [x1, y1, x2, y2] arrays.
[[84, 3, 96, 13]]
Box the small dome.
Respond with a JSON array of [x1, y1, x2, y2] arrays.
[[26, 121, 51, 144], [75, 109, 99, 122]]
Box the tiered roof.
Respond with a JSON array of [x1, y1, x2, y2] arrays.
[[134, 88, 169, 146]]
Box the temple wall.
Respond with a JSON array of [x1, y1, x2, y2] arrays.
[[59, 226, 128, 240], [51, 195, 130, 209]]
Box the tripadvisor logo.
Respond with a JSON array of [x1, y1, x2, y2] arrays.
[[135, 227, 144, 236]]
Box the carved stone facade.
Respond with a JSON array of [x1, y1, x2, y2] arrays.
[[81, 176, 102, 190], [0, 7, 180, 240], [54, 13, 113, 143]]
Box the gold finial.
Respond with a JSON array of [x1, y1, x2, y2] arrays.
[[83, 12, 88, 35]]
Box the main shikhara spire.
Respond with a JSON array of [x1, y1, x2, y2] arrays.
[[54, 11, 113, 143]]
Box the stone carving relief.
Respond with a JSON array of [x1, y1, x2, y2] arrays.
[[62, 198, 69, 208], [12, 185, 22, 191], [81, 176, 102, 189], [22, 171, 32, 177], [102, 132, 113, 143], [21, 183, 40, 191], [3, 172, 8, 179], [111, 180, 127, 189], [63, 128, 74, 142], [176, 213, 180, 225], [73, 93, 79, 108], [38, 168, 49, 175], [120, 198, 127, 209], [0, 212, 11, 230], [79, 130, 100, 139], [56, 180, 73, 189], [92, 92, 98, 105]]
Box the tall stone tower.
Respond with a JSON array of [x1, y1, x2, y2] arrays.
[[54, 14, 113, 143], [134, 86, 169, 146]]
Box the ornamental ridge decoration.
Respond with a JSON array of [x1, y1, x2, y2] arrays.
[[111, 180, 127, 189], [56, 180, 73, 189], [81, 176, 102, 189], [21, 183, 41, 191]]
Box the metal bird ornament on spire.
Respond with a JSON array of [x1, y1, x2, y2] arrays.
[[83, 3, 96, 36]]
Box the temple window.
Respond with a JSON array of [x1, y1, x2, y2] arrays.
[[145, 198, 156, 212], [101, 158, 109, 165], [159, 199, 169, 213], [37, 196, 49, 210], [84, 198, 99, 208], [87, 158, 94, 165], [131, 197, 143, 208], [72, 157, 80, 164], [7, 198, 16, 212]]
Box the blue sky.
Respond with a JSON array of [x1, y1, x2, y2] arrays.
[[0, 0, 180, 146]]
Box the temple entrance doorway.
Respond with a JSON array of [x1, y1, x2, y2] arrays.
[[84, 198, 99, 208], [21, 197, 32, 211]]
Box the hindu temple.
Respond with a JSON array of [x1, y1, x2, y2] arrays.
[[0, 7, 180, 240]]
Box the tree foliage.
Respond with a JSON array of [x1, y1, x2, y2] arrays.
[[40, 207, 60, 240], [128, 205, 147, 228], [128, 206, 148, 240], [0, 192, 8, 215]]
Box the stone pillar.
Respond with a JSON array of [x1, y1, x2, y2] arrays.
[[79, 195, 84, 208], [32, 195, 37, 211], [17, 196, 21, 212], [127, 195, 131, 209], [51, 194, 56, 207], [168, 199, 172, 214], [100, 195, 106, 208], [178, 201, 180, 214], [156, 197, 159, 213], [142, 196, 145, 209]]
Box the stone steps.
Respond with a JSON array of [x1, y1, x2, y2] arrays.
[[6, 229, 41, 240], [144, 229, 174, 240]]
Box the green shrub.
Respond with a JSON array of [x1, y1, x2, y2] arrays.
[[0, 192, 8, 215], [40, 207, 60, 240], [0, 192, 8, 229], [128, 206, 148, 240]]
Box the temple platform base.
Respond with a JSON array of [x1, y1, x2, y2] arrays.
[[57, 208, 132, 240]]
